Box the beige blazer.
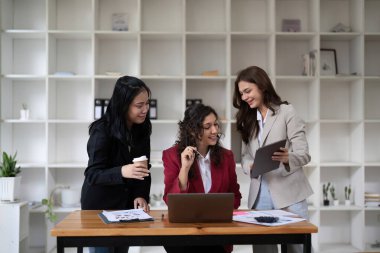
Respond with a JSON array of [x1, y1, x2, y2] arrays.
[[241, 104, 313, 209]]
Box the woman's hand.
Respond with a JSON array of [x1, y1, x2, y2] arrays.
[[272, 147, 289, 164], [134, 197, 150, 212], [178, 146, 197, 190], [121, 163, 150, 180], [180, 146, 197, 172]]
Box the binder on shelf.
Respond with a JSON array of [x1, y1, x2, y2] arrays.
[[103, 99, 110, 114], [186, 99, 202, 108], [94, 99, 103, 120], [94, 99, 110, 119], [149, 99, 157, 119]]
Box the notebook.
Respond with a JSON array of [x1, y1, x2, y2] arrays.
[[167, 193, 234, 223], [251, 139, 287, 178]]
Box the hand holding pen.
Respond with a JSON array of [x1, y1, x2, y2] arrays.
[[178, 146, 198, 191]]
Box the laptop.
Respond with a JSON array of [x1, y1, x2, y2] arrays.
[[167, 193, 234, 223], [251, 139, 287, 178]]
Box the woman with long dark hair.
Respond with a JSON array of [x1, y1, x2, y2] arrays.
[[81, 76, 152, 253], [162, 103, 241, 253], [233, 66, 313, 253]]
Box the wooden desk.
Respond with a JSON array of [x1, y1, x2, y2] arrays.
[[51, 210, 318, 253]]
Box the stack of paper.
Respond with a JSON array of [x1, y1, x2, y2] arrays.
[[233, 210, 305, 227]]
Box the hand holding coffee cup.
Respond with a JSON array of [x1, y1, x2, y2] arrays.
[[121, 155, 150, 180]]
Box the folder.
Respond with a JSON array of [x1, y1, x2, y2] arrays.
[[251, 139, 287, 178], [98, 209, 154, 224]]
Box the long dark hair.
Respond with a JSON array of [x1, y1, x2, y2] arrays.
[[232, 66, 287, 144], [89, 76, 152, 145], [176, 104, 223, 178]]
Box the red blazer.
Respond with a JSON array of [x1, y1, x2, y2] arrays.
[[163, 145, 242, 209]]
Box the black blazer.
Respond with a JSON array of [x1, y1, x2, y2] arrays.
[[81, 121, 151, 210]]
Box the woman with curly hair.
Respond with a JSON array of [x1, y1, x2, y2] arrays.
[[162, 103, 241, 253]]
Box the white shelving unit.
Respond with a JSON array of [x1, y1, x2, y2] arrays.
[[1, 0, 380, 252]]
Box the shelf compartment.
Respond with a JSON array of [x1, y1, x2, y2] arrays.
[[95, 34, 138, 76], [320, 122, 363, 164], [231, 0, 271, 33], [186, 0, 226, 32], [0, 123, 46, 164], [48, 79, 92, 120], [95, 0, 138, 32], [47, 123, 88, 164], [276, 36, 317, 76], [365, 79, 380, 120], [230, 123, 242, 163], [1, 78, 46, 120], [20, 167, 46, 202], [306, 122, 319, 166], [320, 165, 364, 207], [365, 124, 380, 163], [1, 0, 46, 30], [320, 79, 363, 121], [365, 36, 380, 76], [46, 167, 84, 208], [186, 79, 228, 121], [320, 0, 363, 33], [365, 166, 380, 204], [365, 0, 380, 33], [365, 210, 380, 252], [320, 35, 363, 76], [141, 0, 183, 32], [1, 36, 46, 75], [150, 123, 178, 162], [276, 78, 319, 122], [141, 34, 183, 76], [319, 210, 364, 252], [48, 0, 92, 31], [186, 35, 226, 76], [275, 0, 318, 33], [304, 165, 319, 208], [142, 78, 183, 120], [48, 35, 92, 76], [231, 34, 271, 76]]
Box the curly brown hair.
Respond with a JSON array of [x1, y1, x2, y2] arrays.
[[175, 104, 223, 178]]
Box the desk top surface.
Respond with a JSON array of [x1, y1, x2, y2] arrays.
[[51, 210, 318, 237]]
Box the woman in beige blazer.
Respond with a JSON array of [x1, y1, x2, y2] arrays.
[[233, 66, 313, 253]]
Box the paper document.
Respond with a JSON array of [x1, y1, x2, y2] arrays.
[[99, 209, 154, 224], [233, 209, 305, 226]]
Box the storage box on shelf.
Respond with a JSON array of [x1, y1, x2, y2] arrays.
[[1, 0, 380, 252]]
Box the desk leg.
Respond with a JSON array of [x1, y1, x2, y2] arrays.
[[57, 239, 64, 253], [77, 247, 83, 253], [304, 234, 311, 253], [281, 244, 287, 253]]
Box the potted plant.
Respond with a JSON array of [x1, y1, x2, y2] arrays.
[[42, 185, 70, 222], [330, 185, 339, 206], [0, 151, 22, 202], [344, 185, 352, 206], [20, 103, 29, 120], [322, 182, 331, 206]]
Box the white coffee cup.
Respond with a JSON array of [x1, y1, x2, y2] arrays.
[[132, 155, 148, 163]]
